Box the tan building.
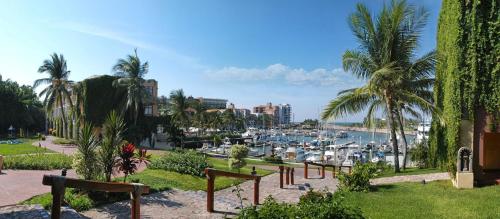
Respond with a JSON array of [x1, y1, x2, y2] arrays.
[[143, 79, 159, 116]]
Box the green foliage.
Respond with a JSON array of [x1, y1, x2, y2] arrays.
[[52, 138, 75, 145], [0, 139, 52, 155], [149, 150, 209, 177], [0, 77, 45, 136], [262, 156, 283, 164], [411, 142, 429, 168], [338, 162, 377, 192], [98, 111, 125, 182], [228, 144, 249, 171], [73, 123, 101, 180], [431, 0, 499, 173], [3, 153, 72, 170], [238, 191, 365, 219]]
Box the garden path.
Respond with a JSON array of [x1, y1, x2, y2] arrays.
[[371, 172, 450, 185], [32, 136, 78, 155]]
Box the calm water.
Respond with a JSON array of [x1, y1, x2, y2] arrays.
[[250, 130, 416, 156]]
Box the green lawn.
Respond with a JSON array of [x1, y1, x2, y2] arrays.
[[244, 158, 302, 168], [0, 139, 53, 156], [341, 180, 500, 218], [375, 167, 444, 178], [124, 157, 274, 192], [52, 137, 75, 145]]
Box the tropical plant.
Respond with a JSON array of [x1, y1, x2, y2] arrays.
[[322, 0, 439, 172], [73, 122, 100, 180], [98, 111, 125, 182], [338, 162, 377, 192], [116, 143, 138, 182], [149, 150, 209, 177], [168, 89, 192, 147], [34, 53, 73, 139], [228, 144, 249, 173], [112, 49, 150, 126]]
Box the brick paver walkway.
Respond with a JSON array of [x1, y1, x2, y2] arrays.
[[33, 136, 78, 155]]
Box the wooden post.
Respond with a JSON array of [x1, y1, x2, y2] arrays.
[[50, 176, 66, 219], [321, 166, 325, 179], [317, 167, 320, 175], [349, 166, 352, 174], [332, 166, 336, 178], [206, 171, 215, 212], [279, 166, 284, 189], [290, 168, 294, 185], [130, 184, 143, 219], [285, 167, 290, 185], [304, 162, 308, 179], [254, 178, 260, 205]]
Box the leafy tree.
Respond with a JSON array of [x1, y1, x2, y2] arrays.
[[34, 53, 73, 139], [112, 49, 150, 126], [322, 0, 437, 172], [228, 144, 249, 173]]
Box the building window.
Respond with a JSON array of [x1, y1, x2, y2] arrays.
[[144, 105, 153, 115]]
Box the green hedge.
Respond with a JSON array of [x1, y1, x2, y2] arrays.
[[4, 153, 72, 170], [149, 150, 210, 177]]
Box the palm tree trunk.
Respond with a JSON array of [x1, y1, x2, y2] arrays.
[[59, 97, 67, 139], [385, 93, 400, 173], [396, 107, 409, 170]]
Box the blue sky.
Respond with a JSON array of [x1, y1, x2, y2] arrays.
[[0, 0, 441, 122]]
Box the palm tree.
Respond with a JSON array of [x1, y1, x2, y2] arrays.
[[168, 89, 191, 147], [322, 0, 435, 172], [112, 49, 150, 125], [34, 53, 73, 139]]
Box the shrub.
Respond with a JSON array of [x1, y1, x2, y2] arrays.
[[238, 191, 364, 219], [228, 144, 249, 172], [53, 138, 76, 145], [263, 156, 283, 164], [338, 162, 377, 192], [149, 150, 209, 177], [4, 153, 72, 170], [410, 142, 429, 168], [98, 111, 125, 182], [73, 123, 101, 180]]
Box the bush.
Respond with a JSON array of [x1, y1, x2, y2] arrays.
[[238, 191, 364, 219], [149, 150, 209, 177], [228, 144, 249, 171], [73, 123, 101, 180], [338, 162, 377, 192], [53, 138, 75, 145], [263, 156, 283, 164], [410, 142, 429, 168], [4, 154, 72, 170]]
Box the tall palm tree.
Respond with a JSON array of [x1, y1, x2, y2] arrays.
[[34, 53, 73, 139], [112, 49, 150, 125], [168, 89, 191, 147], [322, 0, 434, 172]]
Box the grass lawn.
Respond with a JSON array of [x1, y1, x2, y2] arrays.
[[124, 157, 274, 192], [244, 158, 303, 168], [341, 180, 500, 218], [375, 167, 444, 178], [0, 139, 53, 156], [52, 137, 76, 145]]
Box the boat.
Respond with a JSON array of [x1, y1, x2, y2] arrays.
[[282, 146, 306, 162], [415, 122, 430, 144], [336, 131, 348, 138], [305, 151, 323, 162]]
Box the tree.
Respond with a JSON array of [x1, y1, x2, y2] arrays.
[[98, 111, 125, 182], [322, 0, 435, 173], [228, 144, 249, 173], [168, 89, 191, 147], [34, 53, 73, 139], [112, 49, 150, 126], [73, 122, 100, 180]]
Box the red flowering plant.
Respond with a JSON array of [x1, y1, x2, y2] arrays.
[[116, 143, 150, 182]]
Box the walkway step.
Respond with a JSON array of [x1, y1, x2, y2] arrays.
[[0, 205, 85, 219]]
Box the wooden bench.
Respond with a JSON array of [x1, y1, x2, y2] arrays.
[[42, 175, 150, 219], [205, 168, 261, 212]]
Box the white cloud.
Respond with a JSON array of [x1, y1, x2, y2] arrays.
[[205, 63, 351, 86]]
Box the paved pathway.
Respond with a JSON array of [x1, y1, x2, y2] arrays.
[[371, 172, 450, 185], [33, 136, 78, 155], [0, 169, 77, 206], [82, 167, 339, 219]]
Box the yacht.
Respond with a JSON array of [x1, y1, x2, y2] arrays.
[[415, 122, 431, 144], [336, 131, 348, 138], [283, 146, 306, 162]]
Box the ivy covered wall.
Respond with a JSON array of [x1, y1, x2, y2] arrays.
[[431, 0, 499, 172]]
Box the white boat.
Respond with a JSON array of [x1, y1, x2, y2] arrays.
[[242, 127, 259, 137], [336, 131, 348, 138], [305, 151, 323, 162], [415, 122, 430, 144], [283, 146, 306, 162]]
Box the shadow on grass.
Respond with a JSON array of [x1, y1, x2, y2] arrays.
[[369, 184, 397, 192]]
